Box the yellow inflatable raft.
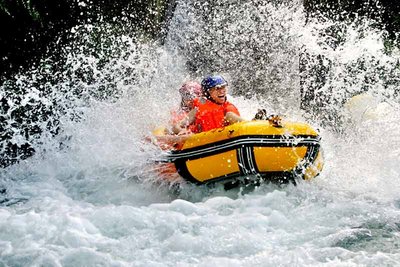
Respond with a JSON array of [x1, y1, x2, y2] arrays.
[[154, 120, 323, 185]]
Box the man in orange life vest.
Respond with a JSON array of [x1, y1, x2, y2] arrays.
[[172, 75, 245, 134]]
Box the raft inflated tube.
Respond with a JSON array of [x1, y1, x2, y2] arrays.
[[155, 120, 323, 184]]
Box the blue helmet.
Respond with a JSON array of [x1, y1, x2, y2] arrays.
[[201, 75, 228, 93]]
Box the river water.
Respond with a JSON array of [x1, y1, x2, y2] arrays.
[[1, 1, 400, 266]]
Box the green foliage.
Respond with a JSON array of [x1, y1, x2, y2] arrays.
[[22, 0, 40, 21], [0, 0, 40, 20]]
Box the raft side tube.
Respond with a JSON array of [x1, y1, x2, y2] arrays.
[[154, 120, 323, 184]]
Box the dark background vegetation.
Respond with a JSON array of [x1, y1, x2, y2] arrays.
[[1, 0, 398, 81], [0, 0, 176, 80], [303, 0, 400, 69], [304, 0, 399, 43]]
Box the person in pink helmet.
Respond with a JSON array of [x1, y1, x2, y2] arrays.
[[149, 81, 202, 150], [178, 81, 202, 111], [169, 81, 202, 131]]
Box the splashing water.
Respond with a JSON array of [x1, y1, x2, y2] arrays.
[[1, 1, 400, 266]]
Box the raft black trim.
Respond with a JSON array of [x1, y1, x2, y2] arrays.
[[159, 134, 320, 163], [237, 146, 259, 176], [174, 159, 201, 184], [293, 143, 321, 179], [247, 146, 259, 174]]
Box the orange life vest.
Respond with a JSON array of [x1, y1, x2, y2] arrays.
[[192, 98, 240, 133]]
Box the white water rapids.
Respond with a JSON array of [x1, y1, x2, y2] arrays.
[[1, 1, 400, 266]]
